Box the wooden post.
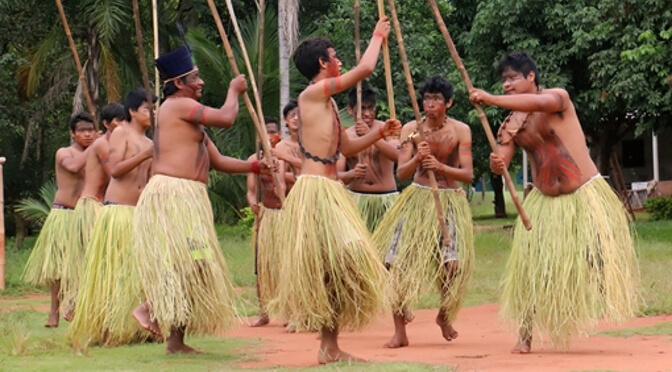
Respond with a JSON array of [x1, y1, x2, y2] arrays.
[[132, 0, 156, 126], [0, 157, 6, 290]]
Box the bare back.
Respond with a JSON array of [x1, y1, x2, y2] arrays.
[[80, 137, 111, 201], [344, 121, 397, 192], [152, 97, 210, 183], [297, 94, 341, 179], [500, 91, 598, 196], [54, 146, 86, 208], [104, 126, 153, 205], [275, 137, 302, 192]]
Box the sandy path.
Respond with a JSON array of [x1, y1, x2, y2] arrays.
[[225, 304, 672, 371]]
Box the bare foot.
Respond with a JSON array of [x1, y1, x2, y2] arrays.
[[133, 304, 162, 337], [511, 338, 532, 354], [383, 333, 409, 348], [285, 323, 297, 333], [45, 311, 59, 328], [166, 343, 203, 355], [63, 308, 74, 323], [318, 347, 365, 364], [436, 313, 458, 341], [250, 315, 269, 327], [403, 308, 415, 324]]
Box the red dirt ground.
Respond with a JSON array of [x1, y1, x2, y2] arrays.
[[225, 304, 672, 371]]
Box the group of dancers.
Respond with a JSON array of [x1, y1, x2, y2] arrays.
[[23, 16, 639, 363]]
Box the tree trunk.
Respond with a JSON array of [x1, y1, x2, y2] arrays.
[[596, 125, 619, 180], [491, 173, 507, 218], [13, 213, 26, 251], [278, 0, 298, 121], [86, 26, 101, 111]]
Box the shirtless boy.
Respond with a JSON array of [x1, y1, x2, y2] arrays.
[[268, 18, 402, 364], [272, 100, 302, 191], [469, 52, 638, 353], [23, 112, 95, 327]]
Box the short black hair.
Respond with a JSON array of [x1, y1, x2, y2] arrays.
[[347, 82, 377, 108], [419, 75, 454, 103], [264, 116, 280, 131], [69, 111, 94, 132], [162, 76, 188, 98], [124, 88, 158, 121], [282, 100, 298, 118], [497, 52, 539, 86], [293, 37, 334, 80], [100, 103, 125, 127]]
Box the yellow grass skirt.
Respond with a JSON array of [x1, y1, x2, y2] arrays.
[[349, 190, 399, 232], [267, 175, 389, 332], [62, 197, 102, 312], [133, 175, 236, 336], [23, 208, 74, 286], [501, 176, 640, 348], [68, 205, 149, 348], [256, 206, 284, 305], [372, 184, 474, 323]]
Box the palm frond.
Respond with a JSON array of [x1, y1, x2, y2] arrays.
[[81, 0, 131, 44], [15, 180, 57, 224], [100, 43, 121, 103]]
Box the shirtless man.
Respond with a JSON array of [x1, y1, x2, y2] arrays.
[[68, 89, 155, 346], [246, 118, 285, 327], [132, 45, 275, 354], [23, 112, 95, 327], [470, 52, 638, 353], [373, 76, 474, 349], [272, 100, 302, 191], [268, 18, 402, 364], [337, 83, 399, 231], [79, 103, 126, 202]]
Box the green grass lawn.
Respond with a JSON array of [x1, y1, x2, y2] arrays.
[[1, 195, 671, 370]]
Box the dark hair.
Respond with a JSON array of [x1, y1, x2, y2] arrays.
[[293, 37, 334, 80], [100, 103, 125, 128], [162, 76, 188, 98], [497, 52, 539, 86], [282, 100, 298, 118], [69, 111, 94, 132], [419, 75, 454, 103], [124, 88, 158, 121], [264, 116, 280, 131], [347, 82, 377, 108]]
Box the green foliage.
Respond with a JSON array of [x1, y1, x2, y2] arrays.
[[236, 206, 256, 232], [644, 197, 672, 220], [14, 180, 56, 224]]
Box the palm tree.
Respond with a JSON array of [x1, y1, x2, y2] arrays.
[[278, 0, 299, 117], [15, 180, 57, 225]]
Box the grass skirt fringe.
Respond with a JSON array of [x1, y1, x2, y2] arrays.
[[68, 205, 149, 348], [267, 175, 389, 332], [349, 191, 399, 232], [372, 184, 474, 323], [23, 208, 74, 286], [501, 176, 640, 348], [62, 197, 102, 312], [256, 207, 284, 305], [133, 175, 236, 337]]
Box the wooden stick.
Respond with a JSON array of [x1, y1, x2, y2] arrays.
[[132, 0, 156, 127], [376, 0, 395, 119], [354, 0, 365, 164], [427, 0, 531, 230], [152, 0, 160, 127], [387, 0, 454, 255], [0, 157, 5, 289], [257, 0, 265, 97], [55, 0, 97, 129], [207, 0, 284, 204]]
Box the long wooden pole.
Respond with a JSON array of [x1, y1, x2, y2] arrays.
[[55, 0, 98, 129], [427, 0, 531, 230], [207, 0, 284, 204], [257, 0, 265, 97], [354, 0, 365, 164], [376, 0, 396, 119], [132, 0, 156, 127], [387, 0, 454, 256], [152, 0, 160, 127], [0, 157, 6, 290]]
